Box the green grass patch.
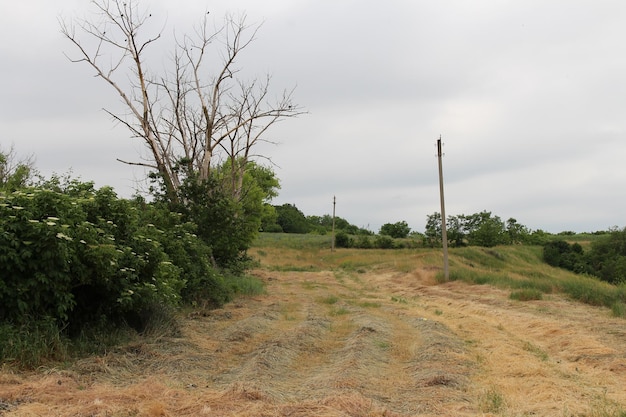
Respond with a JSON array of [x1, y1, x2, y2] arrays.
[[0, 319, 68, 368], [329, 307, 350, 316], [453, 247, 507, 269], [557, 276, 625, 308], [479, 388, 507, 414], [356, 301, 381, 308], [228, 274, 266, 296], [269, 264, 321, 272], [318, 295, 340, 305], [612, 302, 626, 318], [523, 341, 549, 361], [253, 233, 332, 250], [510, 289, 544, 301]]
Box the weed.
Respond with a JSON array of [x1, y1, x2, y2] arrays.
[[270, 264, 321, 272], [301, 281, 315, 290], [510, 289, 544, 301], [434, 309, 443, 316], [479, 388, 506, 413], [523, 341, 549, 361], [356, 301, 381, 308], [611, 302, 626, 318], [376, 340, 391, 349], [0, 319, 68, 368], [329, 307, 350, 316], [318, 295, 339, 305], [391, 296, 408, 304]]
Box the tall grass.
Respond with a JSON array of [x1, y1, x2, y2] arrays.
[[0, 319, 68, 368]]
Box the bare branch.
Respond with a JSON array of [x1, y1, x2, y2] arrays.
[[61, 1, 304, 201]]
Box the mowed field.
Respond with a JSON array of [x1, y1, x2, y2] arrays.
[[2, 235, 626, 416]]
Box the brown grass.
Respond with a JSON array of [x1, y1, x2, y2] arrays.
[[2, 247, 626, 416]]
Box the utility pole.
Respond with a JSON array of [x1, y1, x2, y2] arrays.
[[437, 136, 449, 280], [331, 196, 336, 252]]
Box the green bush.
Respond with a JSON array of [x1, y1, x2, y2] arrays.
[[374, 235, 395, 249], [335, 231, 352, 248], [0, 184, 233, 335]]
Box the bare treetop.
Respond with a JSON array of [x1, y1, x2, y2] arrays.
[[60, 0, 305, 203]]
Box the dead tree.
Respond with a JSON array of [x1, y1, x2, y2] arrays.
[[60, 0, 303, 203]]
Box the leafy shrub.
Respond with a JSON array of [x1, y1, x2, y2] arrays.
[[263, 223, 283, 233], [374, 235, 395, 249], [355, 235, 373, 249], [335, 231, 352, 248], [379, 221, 410, 238], [0, 184, 232, 336], [543, 240, 591, 275]]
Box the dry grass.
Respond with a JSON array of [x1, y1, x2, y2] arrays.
[[2, 244, 626, 416]]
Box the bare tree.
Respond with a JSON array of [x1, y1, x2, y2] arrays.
[[60, 0, 303, 203]]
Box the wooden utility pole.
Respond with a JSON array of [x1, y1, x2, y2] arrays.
[[331, 196, 336, 252], [437, 136, 449, 280]]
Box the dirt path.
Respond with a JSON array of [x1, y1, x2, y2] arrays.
[[2, 265, 626, 416]]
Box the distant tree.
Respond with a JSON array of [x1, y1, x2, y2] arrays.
[[380, 221, 411, 239], [506, 218, 531, 244], [446, 215, 466, 247], [425, 212, 442, 247], [0, 145, 36, 191], [275, 203, 310, 234], [426, 210, 534, 248], [468, 213, 507, 247]]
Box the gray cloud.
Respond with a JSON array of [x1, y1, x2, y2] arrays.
[[2, 0, 625, 234]]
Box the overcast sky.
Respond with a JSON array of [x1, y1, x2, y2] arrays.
[[2, 0, 625, 233]]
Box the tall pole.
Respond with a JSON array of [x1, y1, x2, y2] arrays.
[[437, 136, 449, 280], [331, 196, 336, 252]]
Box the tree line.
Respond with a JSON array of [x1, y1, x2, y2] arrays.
[[424, 211, 554, 247]]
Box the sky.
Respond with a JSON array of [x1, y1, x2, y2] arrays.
[[1, 0, 625, 234]]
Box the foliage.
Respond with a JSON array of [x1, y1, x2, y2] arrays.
[[0, 145, 36, 191], [543, 228, 626, 284], [275, 203, 311, 234], [379, 221, 411, 239], [374, 234, 396, 249], [334, 231, 352, 248], [0, 182, 234, 337], [543, 240, 591, 274], [306, 214, 371, 235], [425, 211, 538, 247], [149, 161, 279, 271], [587, 227, 626, 284]]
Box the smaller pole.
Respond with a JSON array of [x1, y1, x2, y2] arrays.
[[437, 136, 449, 280], [331, 196, 336, 251]]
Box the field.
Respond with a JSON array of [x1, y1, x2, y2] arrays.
[[2, 233, 626, 416]]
